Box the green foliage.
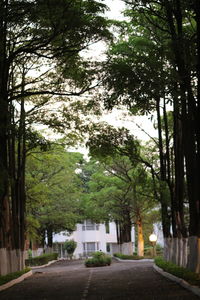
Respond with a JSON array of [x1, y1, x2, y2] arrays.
[[63, 240, 77, 255], [28, 249, 33, 259], [25, 253, 58, 267], [113, 253, 144, 260], [26, 144, 84, 241], [81, 149, 157, 247], [0, 268, 31, 286], [155, 257, 200, 287], [85, 251, 111, 267], [143, 244, 163, 257]]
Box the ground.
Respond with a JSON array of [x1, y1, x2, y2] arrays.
[[0, 259, 199, 299]]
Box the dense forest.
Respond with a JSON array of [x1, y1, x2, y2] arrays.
[[0, 0, 199, 275]]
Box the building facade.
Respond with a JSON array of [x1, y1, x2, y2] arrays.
[[53, 220, 135, 258]]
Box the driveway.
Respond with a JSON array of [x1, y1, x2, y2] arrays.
[[0, 259, 199, 299]]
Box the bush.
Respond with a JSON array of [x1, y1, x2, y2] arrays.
[[25, 252, 58, 267], [63, 239, 77, 255], [0, 268, 31, 286], [113, 253, 144, 260], [155, 257, 200, 287], [144, 247, 152, 256], [85, 251, 111, 267]]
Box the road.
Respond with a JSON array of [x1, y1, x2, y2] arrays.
[[0, 259, 199, 300]]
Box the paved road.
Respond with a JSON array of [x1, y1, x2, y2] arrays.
[[0, 259, 199, 300]]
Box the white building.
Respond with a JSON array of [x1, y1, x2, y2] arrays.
[[53, 220, 135, 258]]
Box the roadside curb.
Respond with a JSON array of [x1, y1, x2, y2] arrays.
[[114, 257, 153, 262], [0, 270, 33, 292], [153, 264, 200, 298], [30, 259, 58, 269]]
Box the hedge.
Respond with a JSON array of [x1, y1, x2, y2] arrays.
[[113, 253, 144, 260], [85, 251, 111, 267], [0, 268, 31, 286], [155, 257, 200, 287], [25, 252, 58, 267]]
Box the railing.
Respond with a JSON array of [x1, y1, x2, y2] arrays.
[[82, 224, 99, 231]]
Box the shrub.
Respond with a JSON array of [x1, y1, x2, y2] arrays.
[[25, 252, 58, 267], [63, 239, 77, 257], [155, 257, 200, 287], [85, 251, 111, 267], [113, 253, 144, 260], [144, 247, 152, 256], [0, 268, 31, 286]]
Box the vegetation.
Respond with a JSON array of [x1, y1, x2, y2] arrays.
[[82, 147, 158, 256], [85, 251, 111, 268], [63, 240, 77, 257], [113, 253, 144, 260], [0, 268, 31, 286], [26, 145, 84, 249], [155, 257, 200, 288], [85, 0, 200, 273], [25, 253, 58, 267], [0, 0, 200, 277], [144, 245, 163, 257], [0, 0, 110, 275]]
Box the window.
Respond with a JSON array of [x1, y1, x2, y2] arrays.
[[82, 220, 99, 231], [87, 242, 96, 252], [83, 242, 99, 255], [106, 243, 110, 253]]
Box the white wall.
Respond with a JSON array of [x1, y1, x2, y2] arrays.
[[53, 221, 135, 258], [153, 223, 164, 247]]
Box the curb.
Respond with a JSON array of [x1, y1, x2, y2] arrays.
[[0, 270, 33, 292], [153, 264, 200, 298], [30, 259, 58, 269], [114, 257, 153, 262]]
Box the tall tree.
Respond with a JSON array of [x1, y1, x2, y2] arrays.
[[100, 1, 200, 272], [26, 145, 84, 250], [0, 0, 110, 275], [86, 126, 157, 255]]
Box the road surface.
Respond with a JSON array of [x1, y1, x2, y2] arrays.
[[0, 259, 199, 299]]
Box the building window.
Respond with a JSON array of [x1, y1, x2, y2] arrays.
[[83, 242, 99, 255], [82, 220, 99, 231], [106, 243, 110, 253], [105, 221, 110, 234]]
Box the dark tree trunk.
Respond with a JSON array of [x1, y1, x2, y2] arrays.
[[47, 227, 53, 248], [164, 0, 200, 271], [173, 89, 187, 238], [156, 97, 171, 238]]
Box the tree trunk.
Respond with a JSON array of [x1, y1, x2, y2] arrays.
[[156, 97, 171, 240], [47, 227, 53, 249], [137, 219, 144, 257], [165, 0, 200, 272]]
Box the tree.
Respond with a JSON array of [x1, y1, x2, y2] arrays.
[[26, 144, 84, 250], [85, 129, 157, 256], [99, 1, 200, 272], [63, 240, 77, 259], [0, 0, 110, 275]]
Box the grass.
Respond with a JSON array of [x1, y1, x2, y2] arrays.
[[25, 252, 58, 266], [0, 268, 31, 286], [155, 257, 200, 287]]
